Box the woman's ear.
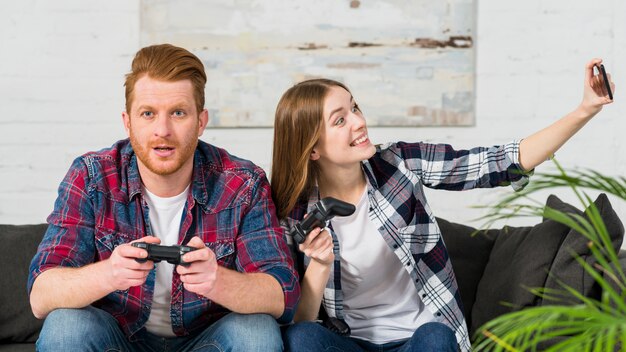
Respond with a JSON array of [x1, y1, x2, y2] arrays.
[[310, 148, 320, 161]]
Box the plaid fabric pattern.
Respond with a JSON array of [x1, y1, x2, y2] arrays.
[[283, 140, 530, 352], [28, 139, 299, 338]]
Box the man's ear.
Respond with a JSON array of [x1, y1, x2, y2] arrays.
[[198, 109, 209, 137], [122, 111, 131, 137]]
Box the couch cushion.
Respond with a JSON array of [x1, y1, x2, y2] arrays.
[[541, 194, 624, 305], [469, 211, 572, 336], [606, 250, 626, 310], [0, 224, 46, 343], [0, 344, 36, 351], [437, 217, 498, 326]]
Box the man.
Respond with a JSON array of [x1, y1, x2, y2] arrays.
[[28, 44, 299, 351]]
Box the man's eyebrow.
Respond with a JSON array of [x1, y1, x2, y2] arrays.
[[170, 103, 191, 110], [135, 104, 153, 112], [135, 102, 191, 112]]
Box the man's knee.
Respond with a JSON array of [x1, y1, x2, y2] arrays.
[[39, 308, 99, 345], [208, 313, 282, 351], [37, 307, 121, 350]]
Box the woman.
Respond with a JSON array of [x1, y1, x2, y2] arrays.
[[271, 59, 614, 352]]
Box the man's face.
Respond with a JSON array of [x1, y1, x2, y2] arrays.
[[122, 75, 208, 179]]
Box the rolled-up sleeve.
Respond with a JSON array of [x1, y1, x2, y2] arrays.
[[397, 139, 532, 191], [236, 173, 300, 323], [27, 157, 96, 295], [503, 139, 534, 191]]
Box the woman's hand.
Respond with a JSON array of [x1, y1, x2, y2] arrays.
[[298, 227, 334, 266], [519, 58, 616, 171], [295, 227, 334, 322], [579, 58, 615, 117]]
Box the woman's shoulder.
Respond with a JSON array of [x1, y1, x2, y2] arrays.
[[284, 198, 309, 222], [369, 141, 424, 163], [374, 141, 429, 154]]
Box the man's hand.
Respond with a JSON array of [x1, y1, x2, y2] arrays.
[[176, 236, 218, 298], [105, 236, 160, 291]]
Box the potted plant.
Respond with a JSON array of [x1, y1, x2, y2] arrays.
[[473, 160, 626, 351]]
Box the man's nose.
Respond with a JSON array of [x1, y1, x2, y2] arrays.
[[153, 115, 172, 137]]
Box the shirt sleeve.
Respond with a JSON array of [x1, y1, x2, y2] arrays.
[[397, 139, 532, 191], [27, 156, 97, 295], [235, 171, 300, 324]]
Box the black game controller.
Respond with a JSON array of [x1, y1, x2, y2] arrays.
[[131, 242, 197, 266], [323, 317, 351, 336], [289, 197, 356, 244]]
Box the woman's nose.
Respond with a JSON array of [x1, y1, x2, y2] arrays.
[[350, 112, 366, 130]]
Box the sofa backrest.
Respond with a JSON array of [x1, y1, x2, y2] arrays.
[[0, 224, 46, 344], [439, 193, 625, 339]]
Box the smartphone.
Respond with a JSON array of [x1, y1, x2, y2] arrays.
[[596, 64, 613, 100]]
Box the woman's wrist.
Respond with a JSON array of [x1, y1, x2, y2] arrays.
[[309, 257, 334, 269], [575, 102, 600, 120]]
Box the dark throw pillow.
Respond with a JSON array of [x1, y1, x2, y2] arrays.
[[541, 194, 624, 305], [469, 213, 572, 337], [0, 224, 47, 343]]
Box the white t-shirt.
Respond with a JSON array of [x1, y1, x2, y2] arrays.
[[142, 185, 189, 337], [331, 188, 435, 344]]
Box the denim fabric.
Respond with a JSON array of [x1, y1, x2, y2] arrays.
[[284, 321, 457, 352], [37, 306, 283, 352]]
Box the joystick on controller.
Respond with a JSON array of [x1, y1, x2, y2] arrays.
[[131, 242, 197, 266], [289, 197, 356, 244]]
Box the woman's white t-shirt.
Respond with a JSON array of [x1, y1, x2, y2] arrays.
[[331, 188, 435, 344]]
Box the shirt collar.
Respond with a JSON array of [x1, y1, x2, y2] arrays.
[[361, 146, 380, 193], [305, 159, 378, 212]]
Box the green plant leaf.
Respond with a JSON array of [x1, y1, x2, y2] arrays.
[[472, 160, 626, 351]]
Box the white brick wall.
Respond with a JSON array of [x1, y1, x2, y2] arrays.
[[1, 1, 624, 247]]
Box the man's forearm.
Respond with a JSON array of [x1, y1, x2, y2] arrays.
[[207, 268, 285, 318], [30, 262, 115, 319]]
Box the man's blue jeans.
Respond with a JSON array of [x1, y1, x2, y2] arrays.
[[37, 306, 282, 351], [283, 321, 458, 352]]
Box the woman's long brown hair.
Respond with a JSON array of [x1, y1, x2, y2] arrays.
[[271, 79, 351, 219]]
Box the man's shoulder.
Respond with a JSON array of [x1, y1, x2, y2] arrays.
[[74, 139, 131, 174], [66, 140, 134, 199], [78, 139, 131, 161], [197, 140, 266, 177], [194, 141, 270, 211]]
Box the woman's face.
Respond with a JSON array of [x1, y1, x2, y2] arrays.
[[311, 85, 376, 169]]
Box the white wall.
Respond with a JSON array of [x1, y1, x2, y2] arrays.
[[1, 1, 624, 244]]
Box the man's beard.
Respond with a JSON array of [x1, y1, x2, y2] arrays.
[[129, 133, 198, 176]]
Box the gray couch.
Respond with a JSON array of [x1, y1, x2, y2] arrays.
[[0, 223, 46, 351], [1, 194, 624, 351], [439, 193, 625, 337]]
